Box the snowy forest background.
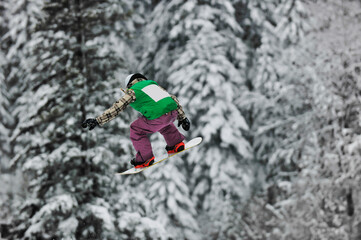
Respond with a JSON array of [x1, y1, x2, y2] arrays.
[[1, 0, 361, 239]]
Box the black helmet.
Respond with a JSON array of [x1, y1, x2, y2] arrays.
[[124, 73, 147, 88]]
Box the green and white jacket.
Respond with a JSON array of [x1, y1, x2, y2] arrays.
[[96, 78, 186, 126]]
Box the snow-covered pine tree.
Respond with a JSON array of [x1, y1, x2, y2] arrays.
[[1, 0, 43, 107], [249, 0, 310, 182], [318, 2, 361, 238], [139, 0, 254, 238], [1, 0, 47, 174], [237, 0, 361, 239], [236, 0, 314, 238], [0, 68, 8, 166], [145, 140, 201, 239], [0, 38, 14, 231], [0, 0, 11, 168], [0, 0, 36, 231], [267, 1, 361, 238], [0, 13, 14, 227], [1, 0, 42, 169], [6, 0, 138, 239]]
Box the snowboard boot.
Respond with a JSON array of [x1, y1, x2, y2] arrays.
[[166, 141, 185, 155], [131, 156, 155, 169]]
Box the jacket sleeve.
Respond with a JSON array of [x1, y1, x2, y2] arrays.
[[96, 89, 136, 126], [170, 95, 187, 121]]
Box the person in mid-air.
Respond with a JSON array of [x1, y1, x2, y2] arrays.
[[82, 73, 190, 168]]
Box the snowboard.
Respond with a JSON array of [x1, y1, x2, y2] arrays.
[[116, 137, 202, 175]]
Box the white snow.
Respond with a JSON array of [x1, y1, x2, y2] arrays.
[[87, 204, 115, 231]]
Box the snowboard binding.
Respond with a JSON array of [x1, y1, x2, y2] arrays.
[[131, 156, 155, 169], [166, 142, 185, 155]]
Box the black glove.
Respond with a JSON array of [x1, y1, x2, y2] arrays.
[[82, 118, 99, 130], [178, 118, 190, 131]]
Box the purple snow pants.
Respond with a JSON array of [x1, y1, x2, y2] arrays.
[[130, 110, 185, 162]]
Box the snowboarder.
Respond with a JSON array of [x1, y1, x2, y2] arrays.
[[82, 73, 190, 168]]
